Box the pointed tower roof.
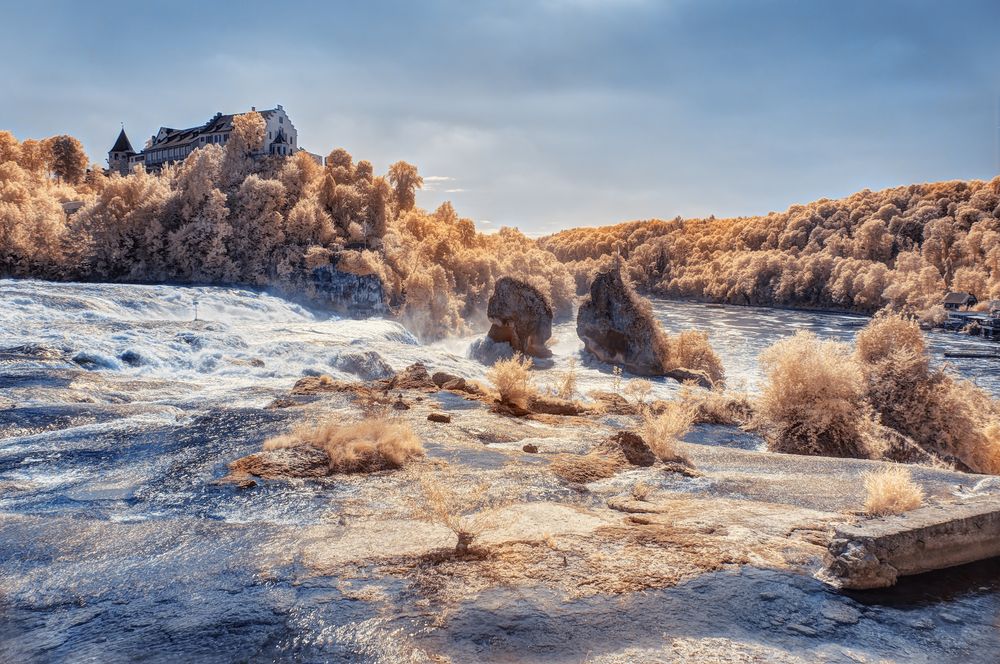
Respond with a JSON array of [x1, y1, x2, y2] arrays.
[[110, 128, 135, 154]]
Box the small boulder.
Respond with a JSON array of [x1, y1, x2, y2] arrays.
[[432, 372, 466, 390], [527, 395, 588, 416], [664, 368, 713, 390], [333, 350, 395, 381], [596, 431, 657, 467], [485, 277, 554, 358], [384, 363, 437, 391], [522, 443, 539, 453], [428, 412, 452, 423], [226, 446, 331, 479]]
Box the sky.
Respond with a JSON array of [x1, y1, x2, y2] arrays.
[[2, 0, 999, 234]]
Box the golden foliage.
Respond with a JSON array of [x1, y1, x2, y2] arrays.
[[862, 466, 924, 516], [758, 331, 876, 459], [640, 402, 695, 462], [541, 178, 1000, 317], [854, 311, 1000, 473], [758, 316, 1000, 472], [264, 418, 424, 473], [486, 354, 535, 406]]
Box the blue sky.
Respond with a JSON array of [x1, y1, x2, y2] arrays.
[[2, 0, 999, 233]]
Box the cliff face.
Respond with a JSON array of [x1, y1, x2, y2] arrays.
[[311, 265, 388, 316], [485, 277, 554, 358], [576, 264, 671, 376]]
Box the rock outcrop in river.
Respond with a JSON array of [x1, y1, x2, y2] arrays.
[[577, 263, 690, 380], [484, 277, 554, 358], [311, 262, 388, 316]]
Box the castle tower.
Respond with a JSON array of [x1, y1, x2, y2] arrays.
[[108, 127, 136, 176]]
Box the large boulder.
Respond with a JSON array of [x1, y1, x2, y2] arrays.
[[485, 277, 553, 358], [576, 264, 671, 377]]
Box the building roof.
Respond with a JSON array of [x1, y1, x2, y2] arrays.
[[272, 128, 287, 145], [146, 108, 281, 151], [110, 128, 135, 154], [943, 291, 975, 305]]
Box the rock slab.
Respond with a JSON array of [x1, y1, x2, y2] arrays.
[[823, 497, 1000, 589]]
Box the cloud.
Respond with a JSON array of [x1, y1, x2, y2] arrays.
[[422, 175, 455, 191], [3, 0, 999, 232]]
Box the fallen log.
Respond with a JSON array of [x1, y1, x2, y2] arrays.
[[821, 497, 1000, 589]]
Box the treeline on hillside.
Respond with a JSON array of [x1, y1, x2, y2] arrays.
[[0, 114, 573, 341], [540, 179, 1000, 322]]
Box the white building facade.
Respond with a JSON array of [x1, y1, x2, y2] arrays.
[[108, 105, 319, 175]]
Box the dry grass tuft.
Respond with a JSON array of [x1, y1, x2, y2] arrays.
[[486, 353, 535, 407], [550, 453, 623, 484], [264, 418, 424, 473], [640, 402, 695, 462], [678, 383, 754, 426], [415, 472, 497, 556], [554, 357, 579, 400], [631, 481, 653, 502], [862, 466, 924, 516], [667, 329, 726, 386], [622, 379, 653, 407]]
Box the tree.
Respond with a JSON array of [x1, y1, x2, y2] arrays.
[[388, 160, 422, 214], [46, 135, 88, 184], [223, 111, 266, 186]]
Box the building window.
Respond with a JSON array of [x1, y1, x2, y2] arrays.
[[279, 116, 283, 124]]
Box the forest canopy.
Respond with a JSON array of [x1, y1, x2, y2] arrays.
[[540, 177, 1000, 323], [0, 117, 574, 341], [2, 116, 999, 339]]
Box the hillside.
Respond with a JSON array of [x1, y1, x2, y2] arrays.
[[540, 178, 1000, 322]]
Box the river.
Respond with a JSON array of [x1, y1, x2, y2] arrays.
[[1, 279, 998, 663]]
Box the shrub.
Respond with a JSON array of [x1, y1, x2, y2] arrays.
[[678, 384, 754, 426], [556, 357, 578, 400], [862, 466, 924, 516], [631, 480, 653, 501], [667, 329, 726, 386], [622, 378, 653, 406], [486, 353, 535, 406], [264, 418, 423, 473], [415, 473, 495, 556], [855, 311, 1000, 474], [758, 331, 876, 459], [640, 402, 695, 462]]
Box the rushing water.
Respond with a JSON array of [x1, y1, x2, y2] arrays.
[[1, 279, 998, 663]]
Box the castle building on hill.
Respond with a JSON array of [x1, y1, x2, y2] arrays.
[[108, 105, 321, 175]]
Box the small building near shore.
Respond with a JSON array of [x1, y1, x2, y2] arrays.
[[943, 291, 977, 311]]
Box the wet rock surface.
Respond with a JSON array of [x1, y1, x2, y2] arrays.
[[4, 280, 1000, 663], [485, 277, 554, 358]]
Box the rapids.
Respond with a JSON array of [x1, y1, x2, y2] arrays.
[[1, 279, 999, 663]]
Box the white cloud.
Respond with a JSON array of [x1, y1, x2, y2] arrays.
[[422, 175, 455, 191]]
